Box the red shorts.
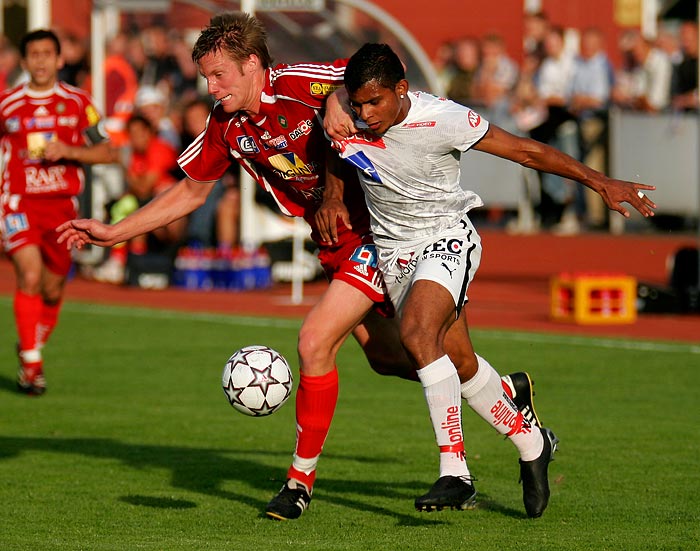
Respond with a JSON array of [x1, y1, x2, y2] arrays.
[[1, 194, 77, 276], [317, 233, 393, 316]]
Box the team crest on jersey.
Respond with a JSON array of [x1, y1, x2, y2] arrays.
[[344, 151, 382, 183], [6, 117, 20, 133], [467, 110, 481, 128], [278, 115, 288, 128], [310, 82, 342, 96], [269, 152, 317, 179], [237, 135, 260, 154], [289, 119, 313, 140], [56, 102, 66, 114]]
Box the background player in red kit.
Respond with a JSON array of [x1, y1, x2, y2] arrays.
[[57, 13, 538, 520], [0, 29, 117, 395]]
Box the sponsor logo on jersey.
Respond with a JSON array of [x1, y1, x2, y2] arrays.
[[57, 115, 79, 127], [277, 115, 288, 128], [467, 110, 481, 128], [310, 82, 342, 96], [236, 135, 260, 154], [263, 134, 288, 150], [86, 105, 101, 126], [6, 117, 20, 133], [344, 151, 382, 183], [402, 121, 436, 128], [2, 213, 29, 237], [289, 119, 313, 140], [24, 166, 69, 193], [269, 152, 318, 179], [25, 117, 55, 130], [350, 244, 378, 267]]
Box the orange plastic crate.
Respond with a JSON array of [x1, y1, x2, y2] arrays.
[[550, 272, 637, 324]]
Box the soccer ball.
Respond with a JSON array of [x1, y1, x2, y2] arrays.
[[222, 345, 293, 416]]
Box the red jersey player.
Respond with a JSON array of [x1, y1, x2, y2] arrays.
[[1, 29, 117, 395], [57, 13, 539, 520]]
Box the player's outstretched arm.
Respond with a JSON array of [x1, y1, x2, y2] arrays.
[[474, 124, 657, 219], [57, 178, 216, 249]]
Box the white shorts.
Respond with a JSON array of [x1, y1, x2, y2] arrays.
[[377, 216, 482, 316]]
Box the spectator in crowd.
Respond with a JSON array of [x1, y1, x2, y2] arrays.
[[471, 33, 519, 127], [140, 25, 181, 90], [523, 11, 549, 65], [446, 36, 480, 106], [169, 32, 200, 102], [0, 35, 22, 90], [1, 29, 117, 395], [671, 20, 699, 112], [531, 25, 579, 232], [57, 31, 89, 87], [134, 84, 181, 149], [432, 40, 456, 95], [82, 32, 139, 147], [510, 51, 547, 135], [570, 26, 614, 229], [176, 97, 241, 252], [613, 30, 672, 112], [93, 114, 183, 284]]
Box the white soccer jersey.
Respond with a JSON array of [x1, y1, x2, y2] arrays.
[[335, 91, 489, 247]]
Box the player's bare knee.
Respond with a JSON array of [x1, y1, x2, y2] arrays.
[[297, 325, 335, 375]]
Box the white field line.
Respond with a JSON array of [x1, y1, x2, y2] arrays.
[[2, 298, 697, 354]]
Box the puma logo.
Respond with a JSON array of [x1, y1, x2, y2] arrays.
[[442, 262, 456, 278]]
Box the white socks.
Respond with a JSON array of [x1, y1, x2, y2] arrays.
[[417, 355, 471, 478], [461, 354, 544, 462]]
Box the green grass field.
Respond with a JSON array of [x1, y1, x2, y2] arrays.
[[1, 296, 698, 551]]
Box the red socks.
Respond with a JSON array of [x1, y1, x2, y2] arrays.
[[287, 368, 339, 489], [14, 291, 42, 353]]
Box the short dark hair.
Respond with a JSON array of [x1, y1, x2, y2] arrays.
[[20, 29, 61, 58], [127, 113, 153, 133], [344, 43, 405, 94], [192, 12, 272, 69]]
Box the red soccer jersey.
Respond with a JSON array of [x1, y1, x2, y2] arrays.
[[177, 60, 370, 246], [0, 81, 104, 198]]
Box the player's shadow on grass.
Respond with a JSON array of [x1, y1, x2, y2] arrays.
[[0, 435, 488, 525], [0, 373, 19, 394]]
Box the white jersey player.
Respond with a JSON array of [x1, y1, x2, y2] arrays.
[[319, 43, 656, 517], [334, 90, 488, 312]]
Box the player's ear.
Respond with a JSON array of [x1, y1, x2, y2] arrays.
[[395, 79, 409, 98], [243, 54, 258, 74]]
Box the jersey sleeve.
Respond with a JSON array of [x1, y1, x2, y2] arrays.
[[448, 100, 490, 152], [272, 59, 347, 109], [177, 107, 231, 183]]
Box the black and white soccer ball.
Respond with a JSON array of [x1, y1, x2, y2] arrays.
[[222, 345, 293, 416]]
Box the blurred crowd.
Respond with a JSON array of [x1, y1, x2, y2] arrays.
[[434, 12, 699, 234], [0, 14, 697, 288], [1, 24, 241, 285]]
